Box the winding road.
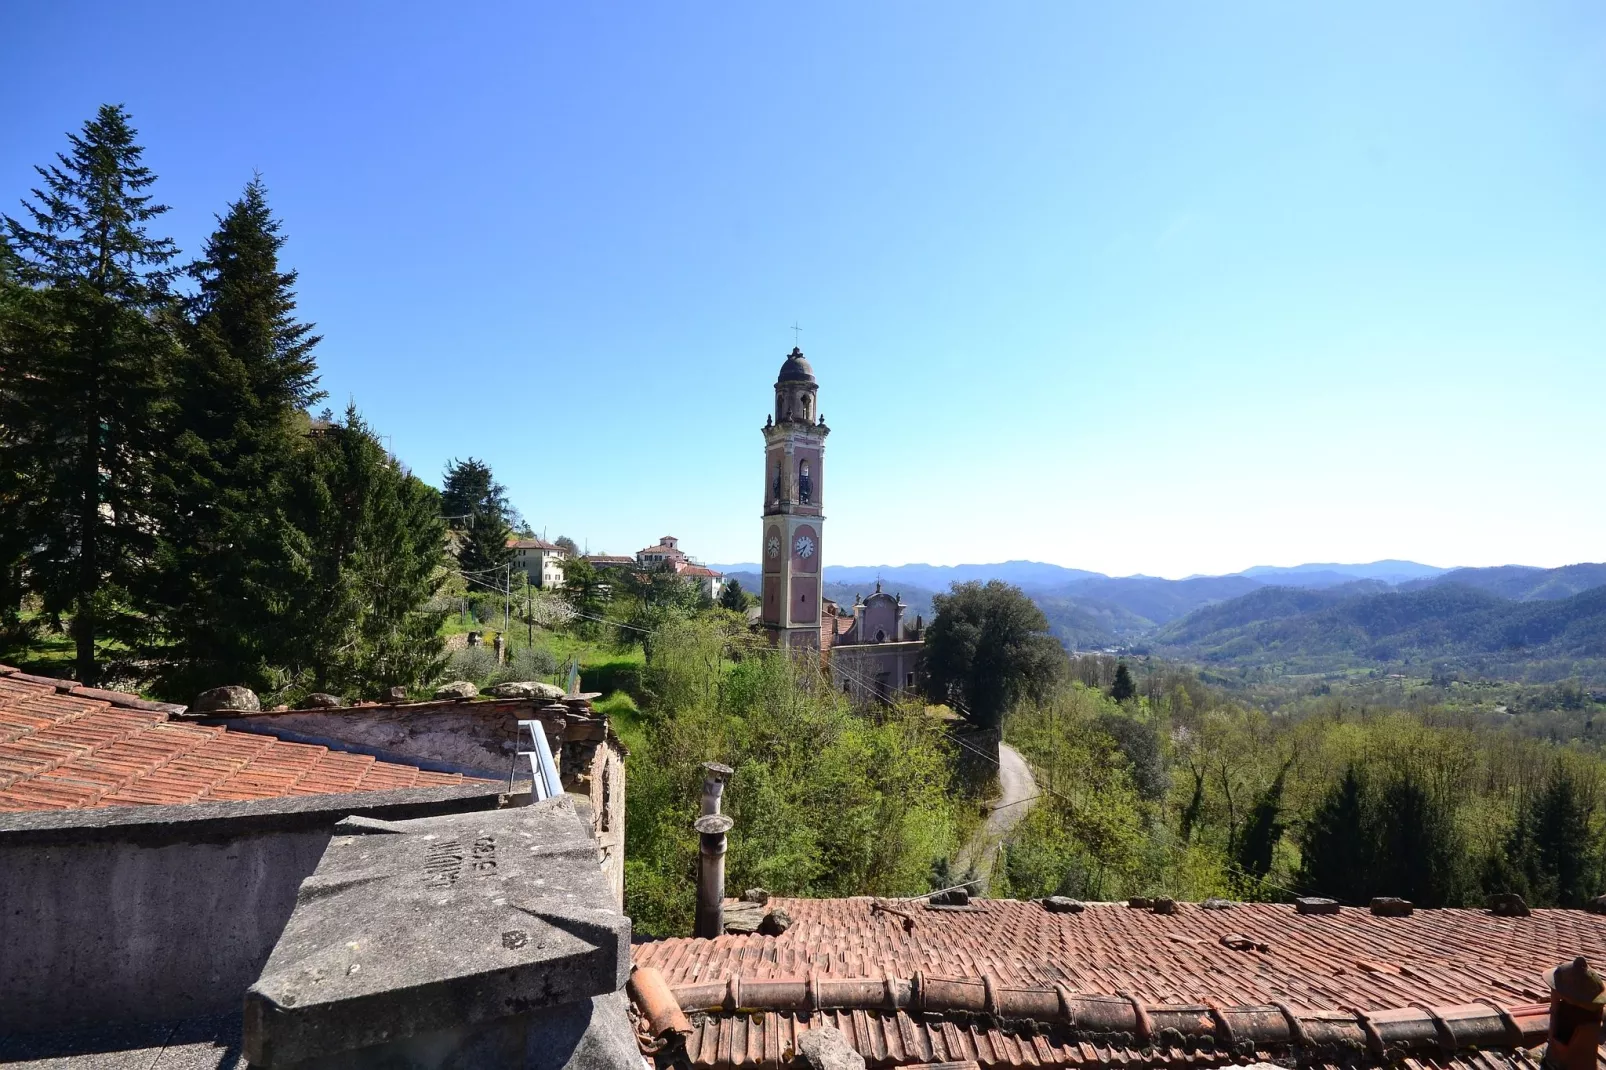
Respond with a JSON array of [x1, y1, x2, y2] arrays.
[[955, 742, 1040, 891]]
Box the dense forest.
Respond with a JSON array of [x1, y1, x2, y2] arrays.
[[996, 660, 1606, 909], [0, 106, 449, 701]]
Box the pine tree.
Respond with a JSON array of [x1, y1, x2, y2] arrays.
[[282, 407, 447, 698], [1, 105, 178, 683], [1298, 766, 1371, 903], [0, 240, 36, 634], [140, 177, 325, 699], [1501, 767, 1599, 907], [1373, 770, 1466, 907], [1110, 662, 1136, 702], [442, 456, 515, 575], [1235, 764, 1289, 882], [441, 457, 510, 529], [459, 507, 514, 576], [718, 578, 746, 611]]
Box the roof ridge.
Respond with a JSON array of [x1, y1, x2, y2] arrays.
[[0, 664, 187, 716]]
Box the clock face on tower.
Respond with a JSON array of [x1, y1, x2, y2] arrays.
[[766, 535, 781, 559], [794, 534, 815, 559]]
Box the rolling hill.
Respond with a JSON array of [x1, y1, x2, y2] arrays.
[[711, 559, 1606, 677], [1152, 580, 1606, 682]]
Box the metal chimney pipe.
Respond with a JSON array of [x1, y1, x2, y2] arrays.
[[693, 814, 733, 938], [700, 762, 733, 816]]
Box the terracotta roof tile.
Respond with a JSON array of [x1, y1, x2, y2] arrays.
[[0, 668, 493, 812], [634, 898, 1606, 1070]]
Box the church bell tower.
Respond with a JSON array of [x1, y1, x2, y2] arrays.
[[760, 347, 829, 650]]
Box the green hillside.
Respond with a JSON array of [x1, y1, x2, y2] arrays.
[[1154, 581, 1606, 682]]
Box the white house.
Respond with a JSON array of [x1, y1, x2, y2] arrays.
[[508, 538, 567, 588]]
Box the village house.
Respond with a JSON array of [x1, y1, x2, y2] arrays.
[[635, 536, 725, 599], [508, 536, 567, 588]]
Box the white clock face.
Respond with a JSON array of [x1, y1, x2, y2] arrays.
[[766, 535, 781, 559], [794, 535, 815, 559]]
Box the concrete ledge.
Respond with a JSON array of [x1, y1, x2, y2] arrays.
[[244, 796, 631, 1067], [0, 782, 512, 849]]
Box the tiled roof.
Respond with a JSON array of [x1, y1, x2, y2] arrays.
[[508, 537, 562, 551], [0, 666, 483, 812], [631, 897, 1606, 1069], [677, 564, 723, 578]]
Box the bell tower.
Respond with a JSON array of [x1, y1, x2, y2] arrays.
[[760, 347, 829, 650]]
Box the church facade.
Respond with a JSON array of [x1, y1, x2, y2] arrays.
[[757, 347, 925, 699]]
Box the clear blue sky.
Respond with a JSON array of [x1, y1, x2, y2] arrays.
[[5, 2, 1602, 578]]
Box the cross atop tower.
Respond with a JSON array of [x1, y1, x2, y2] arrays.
[[790, 321, 803, 346]]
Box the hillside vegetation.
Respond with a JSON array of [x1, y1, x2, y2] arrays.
[[1153, 581, 1606, 684]]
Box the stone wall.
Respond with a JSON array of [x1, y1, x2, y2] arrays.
[[203, 697, 629, 909], [0, 784, 508, 1036]]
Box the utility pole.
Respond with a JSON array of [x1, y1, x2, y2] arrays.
[[503, 563, 511, 660]]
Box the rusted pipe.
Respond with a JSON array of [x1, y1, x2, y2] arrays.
[[693, 813, 733, 939], [699, 761, 733, 816]]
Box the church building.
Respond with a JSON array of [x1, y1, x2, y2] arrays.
[[758, 348, 828, 651], [757, 347, 925, 699]]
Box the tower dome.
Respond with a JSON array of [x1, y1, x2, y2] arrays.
[[776, 347, 815, 384]]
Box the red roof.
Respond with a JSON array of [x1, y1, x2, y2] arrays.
[[632, 896, 1605, 1070], [676, 563, 723, 578], [0, 666, 484, 812], [508, 537, 562, 551]]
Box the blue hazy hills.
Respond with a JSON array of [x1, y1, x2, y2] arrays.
[[711, 559, 1606, 677]]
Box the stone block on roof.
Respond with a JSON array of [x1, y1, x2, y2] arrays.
[[243, 795, 630, 1067]]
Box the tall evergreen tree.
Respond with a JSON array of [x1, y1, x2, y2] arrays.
[[1, 105, 178, 683], [442, 457, 515, 574], [441, 457, 512, 528], [140, 177, 325, 699], [1373, 770, 1467, 907], [1298, 766, 1371, 903], [0, 239, 35, 634], [459, 506, 514, 576], [1234, 763, 1289, 882], [1110, 662, 1136, 702], [282, 407, 447, 697], [1498, 768, 1599, 907]]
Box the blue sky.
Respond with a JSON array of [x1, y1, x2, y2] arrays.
[[4, 2, 1603, 578]]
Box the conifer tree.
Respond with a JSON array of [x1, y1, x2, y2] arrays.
[[1110, 662, 1136, 702], [1499, 768, 1599, 907], [459, 507, 515, 576], [1298, 766, 1371, 902], [0, 239, 35, 633], [1234, 764, 1289, 882], [283, 407, 447, 697], [140, 177, 325, 698], [1373, 771, 1466, 907], [1, 105, 178, 683], [442, 456, 515, 575]]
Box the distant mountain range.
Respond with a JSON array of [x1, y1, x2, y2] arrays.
[[709, 559, 1606, 679], [1153, 574, 1606, 682]]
